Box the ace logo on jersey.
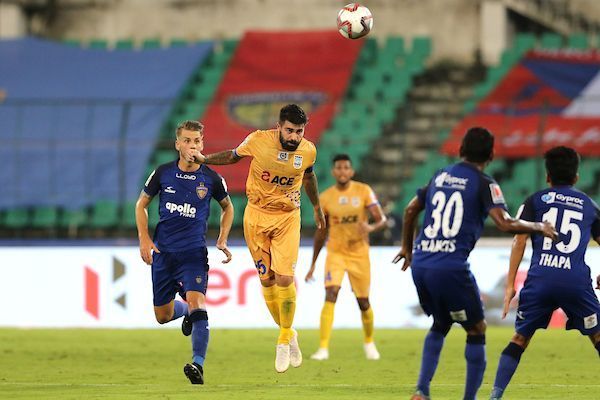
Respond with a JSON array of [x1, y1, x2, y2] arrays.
[[196, 182, 208, 199]]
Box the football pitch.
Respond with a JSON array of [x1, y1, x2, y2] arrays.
[[0, 327, 597, 399]]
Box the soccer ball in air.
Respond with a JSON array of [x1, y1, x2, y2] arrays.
[[337, 3, 373, 40]]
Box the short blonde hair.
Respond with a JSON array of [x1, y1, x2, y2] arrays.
[[176, 120, 204, 137]]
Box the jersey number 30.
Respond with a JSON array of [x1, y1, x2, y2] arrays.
[[424, 191, 464, 239], [542, 207, 583, 253]]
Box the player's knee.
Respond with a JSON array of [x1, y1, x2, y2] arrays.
[[356, 297, 370, 311], [325, 287, 340, 302], [155, 313, 172, 324], [465, 319, 486, 336], [275, 274, 294, 287], [431, 321, 452, 336], [511, 333, 530, 348]]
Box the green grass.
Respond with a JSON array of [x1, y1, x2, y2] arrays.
[[0, 327, 597, 399]]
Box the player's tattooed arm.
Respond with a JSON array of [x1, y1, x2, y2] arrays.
[[187, 149, 242, 165], [393, 195, 425, 270], [302, 170, 326, 229]]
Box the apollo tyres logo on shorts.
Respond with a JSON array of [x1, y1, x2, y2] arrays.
[[166, 202, 196, 218]]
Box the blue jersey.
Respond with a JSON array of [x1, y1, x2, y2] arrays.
[[517, 186, 600, 287], [143, 160, 228, 252], [412, 162, 508, 270]]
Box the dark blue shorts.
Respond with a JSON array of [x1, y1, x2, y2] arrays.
[[516, 278, 600, 337], [151, 247, 209, 307], [412, 267, 484, 328]]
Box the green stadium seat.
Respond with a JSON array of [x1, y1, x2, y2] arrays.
[[191, 84, 217, 102], [384, 36, 406, 57], [462, 99, 477, 114], [121, 201, 137, 229], [540, 33, 562, 49], [60, 208, 88, 229], [412, 36, 432, 58], [142, 39, 161, 49], [201, 68, 224, 86], [115, 39, 134, 50], [89, 39, 108, 49], [32, 206, 59, 228], [90, 201, 120, 228], [4, 208, 29, 228], [514, 33, 535, 55], [208, 198, 221, 228], [148, 200, 159, 229], [230, 194, 246, 227], [567, 33, 588, 50], [222, 39, 238, 54], [152, 150, 178, 166], [169, 38, 188, 47]]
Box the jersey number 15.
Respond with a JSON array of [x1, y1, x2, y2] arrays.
[[542, 207, 583, 254]]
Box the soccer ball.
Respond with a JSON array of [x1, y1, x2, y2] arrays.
[[337, 3, 373, 40]]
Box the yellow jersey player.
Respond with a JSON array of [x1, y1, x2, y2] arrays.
[[182, 104, 326, 373], [305, 153, 387, 361]]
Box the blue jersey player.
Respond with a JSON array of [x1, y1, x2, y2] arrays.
[[489, 146, 600, 400], [135, 120, 234, 385], [393, 127, 557, 400]]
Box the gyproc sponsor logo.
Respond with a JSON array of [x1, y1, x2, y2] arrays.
[[166, 202, 196, 218], [541, 191, 583, 208], [434, 172, 468, 189], [176, 173, 197, 180]]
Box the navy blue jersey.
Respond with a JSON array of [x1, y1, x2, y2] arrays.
[[517, 186, 600, 287], [412, 162, 508, 270], [143, 160, 228, 252]]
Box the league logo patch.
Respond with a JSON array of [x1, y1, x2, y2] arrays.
[[489, 183, 505, 204], [351, 196, 360, 207], [196, 182, 208, 199], [339, 196, 349, 205], [584, 313, 598, 329], [293, 155, 303, 169], [277, 151, 289, 162], [450, 309, 467, 322], [195, 276, 203, 284], [541, 192, 556, 204]]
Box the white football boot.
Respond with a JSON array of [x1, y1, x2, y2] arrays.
[[275, 344, 291, 373], [310, 347, 329, 361], [289, 329, 303, 368], [364, 342, 380, 360]]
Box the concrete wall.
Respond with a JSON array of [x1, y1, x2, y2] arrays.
[[43, 0, 483, 63]]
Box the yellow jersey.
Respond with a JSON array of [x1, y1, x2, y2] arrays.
[[235, 129, 317, 213], [320, 180, 379, 256]]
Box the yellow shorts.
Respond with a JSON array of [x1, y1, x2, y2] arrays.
[[324, 251, 371, 298], [243, 203, 301, 280]]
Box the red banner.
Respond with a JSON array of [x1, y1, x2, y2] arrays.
[[201, 31, 362, 192], [441, 115, 600, 157]]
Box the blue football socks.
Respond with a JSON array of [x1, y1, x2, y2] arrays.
[[491, 342, 524, 399], [464, 335, 486, 400], [416, 330, 446, 396], [190, 309, 209, 366], [171, 300, 188, 321]]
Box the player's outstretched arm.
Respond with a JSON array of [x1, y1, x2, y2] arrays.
[[302, 170, 326, 229], [135, 192, 160, 265], [392, 195, 424, 270], [503, 234, 528, 318], [216, 196, 234, 263], [183, 148, 243, 165], [488, 208, 558, 240], [306, 217, 329, 282]]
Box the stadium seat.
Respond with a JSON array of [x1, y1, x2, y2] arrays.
[[63, 39, 81, 47], [4, 208, 30, 229], [121, 201, 137, 229], [152, 150, 178, 166], [115, 39, 134, 50], [60, 208, 88, 229], [142, 38, 162, 49], [169, 38, 188, 47], [230, 194, 246, 227], [540, 33, 563, 49], [31, 206, 59, 228], [567, 33, 589, 50], [148, 200, 159, 229], [89, 39, 109, 49], [514, 33, 535, 55], [412, 36, 432, 58], [90, 200, 120, 228]]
